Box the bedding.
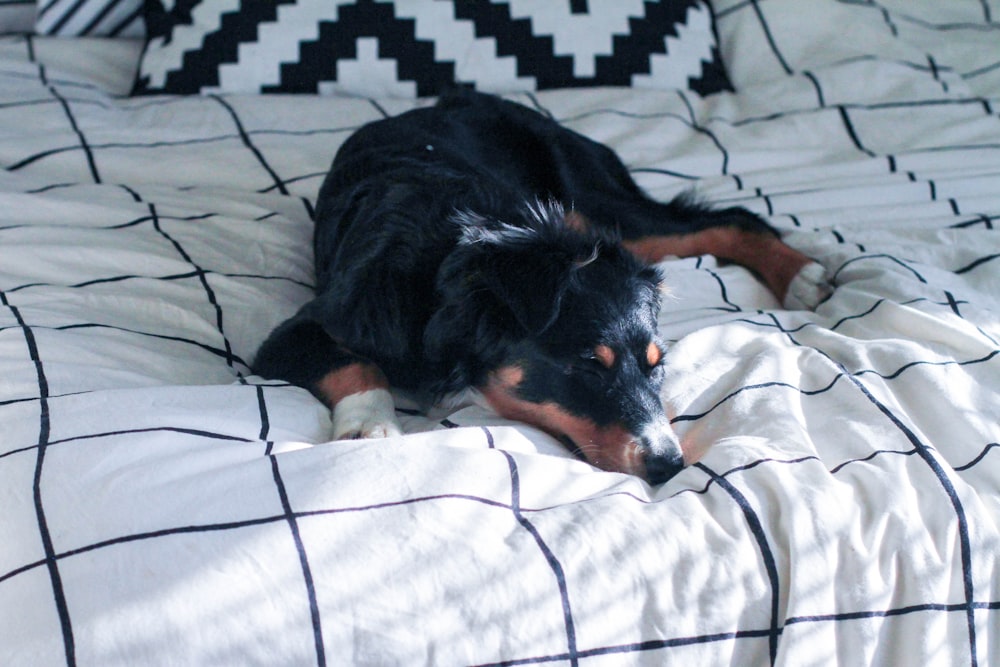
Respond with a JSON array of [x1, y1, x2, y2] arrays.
[[0, 0, 34, 35], [1, 1, 998, 665]]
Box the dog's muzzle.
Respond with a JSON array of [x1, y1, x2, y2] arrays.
[[639, 420, 685, 485]]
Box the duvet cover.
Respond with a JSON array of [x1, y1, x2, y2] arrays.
[[1, 1, 998, 665]]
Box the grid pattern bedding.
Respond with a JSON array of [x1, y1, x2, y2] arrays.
[[1, 2, 998, 665]]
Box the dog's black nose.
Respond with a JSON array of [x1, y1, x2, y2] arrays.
[[638, 421, 685, 484], [643, 449, 685, 486]]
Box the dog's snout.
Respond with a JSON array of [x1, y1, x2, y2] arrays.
[[644, 450, 685, 485], [639, 424, 685, 485]]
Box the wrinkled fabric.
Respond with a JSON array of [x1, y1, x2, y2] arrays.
[[1, 4, 998, 664]]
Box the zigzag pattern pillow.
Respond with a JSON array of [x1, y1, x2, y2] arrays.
[[35, 0, 144, 37], [132, 0, 732, 98]]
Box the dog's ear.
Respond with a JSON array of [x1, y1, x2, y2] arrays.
[[479, 251, 573, 334], [423, 218, 586, 392], [456, 218, 584, 335]]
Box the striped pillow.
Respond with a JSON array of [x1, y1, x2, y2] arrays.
[[35, 0, 144, 37]]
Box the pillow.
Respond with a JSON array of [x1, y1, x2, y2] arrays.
[[132, 0, 732, 97], [0, 0, 35, 34], [35, 0, 144, 37]]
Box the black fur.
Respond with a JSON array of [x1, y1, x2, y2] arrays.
[[254, 91, 778, 483]]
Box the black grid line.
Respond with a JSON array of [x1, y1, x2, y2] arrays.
[[836, 105, 877, 158], [209, 95, 290, 195], [37, 64, 100, 184], [695, 461, 780, 664], [713, 96, 995, 129], [872, 2, 901, 38], [0, 290, 75, 665], [951, 214, 996, 229], [784, 600, 1000, 626], [622, 343, 996, 438], [803, 70, 826, 107], [954, 442, 1000, 472], [0, 482, 522, 588], [257, 385, 326, 667], [63, 323, 250, 367], [5, 127, 356, 174], [475, 627, 776, 666], [2, 7, 999, 663], [500, 449, 579, 666], [0, 437, 995, 664], [832, 253, 928, 283], [676, 89, 733, 174], [763, 311, 982, 666], [0, 267, 310, 294], [148, 201, 239, 374], [747, 0, 792, 75]]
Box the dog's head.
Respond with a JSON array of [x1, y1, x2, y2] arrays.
[[426, 203, 684, 484]]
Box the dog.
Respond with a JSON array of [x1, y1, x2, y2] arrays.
[[254, 90, 829, 484]]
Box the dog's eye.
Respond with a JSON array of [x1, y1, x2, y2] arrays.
[[576, 344, 616, 372], [576, 350, 612, 376]]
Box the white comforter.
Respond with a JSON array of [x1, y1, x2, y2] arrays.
[[1, 2, 998, 665]]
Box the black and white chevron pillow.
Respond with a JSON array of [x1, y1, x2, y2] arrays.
[[35, 0, 144, 37], [132, 0, 732, 97]]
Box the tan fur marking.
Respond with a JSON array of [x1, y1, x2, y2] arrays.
[[315, 362, 391, 408], [646, 342, 662, 368], [593, 344, 616, 369], [564, 209, 591, 234], [480, 365, 646, 477], [622, 228, 814, 303]]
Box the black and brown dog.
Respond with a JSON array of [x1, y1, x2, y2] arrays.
[[254, 90, 829, 484]]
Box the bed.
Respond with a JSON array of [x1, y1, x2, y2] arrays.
[[1, 1, 998, 665]]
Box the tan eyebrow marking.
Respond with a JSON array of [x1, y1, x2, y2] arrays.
[[564, 209, 591, 233], [593, 344, 616, 369], [646, 342, 663, 368]]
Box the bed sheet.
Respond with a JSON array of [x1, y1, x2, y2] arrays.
[[1, 2, 998, 665]]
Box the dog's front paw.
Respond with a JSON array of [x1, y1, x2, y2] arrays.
[[331, 389, 403, 440], [783, 262, 833, 310]]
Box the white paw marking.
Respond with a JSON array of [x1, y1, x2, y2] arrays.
[[331, 389, 403, 440], [783, 262, 833, 310]]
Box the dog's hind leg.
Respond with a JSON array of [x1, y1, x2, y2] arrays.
[[622, 223, 827, 307], [610, 202, 831, 309], [254, 312, 402, 440]]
